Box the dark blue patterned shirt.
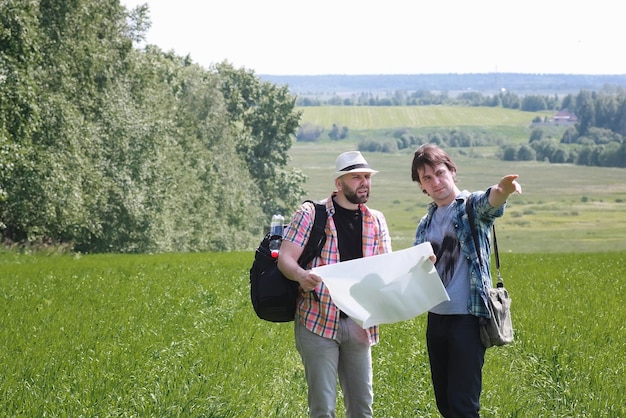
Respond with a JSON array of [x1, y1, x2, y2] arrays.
[[414, 189, 505, 318]]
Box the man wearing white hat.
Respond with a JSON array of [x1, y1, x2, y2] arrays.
[[279, 151, 392, 418]]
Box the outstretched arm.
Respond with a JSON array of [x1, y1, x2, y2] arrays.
[[488, 174, 522, 208]]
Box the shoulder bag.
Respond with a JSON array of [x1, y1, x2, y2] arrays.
[[467, 196, 514, 348]]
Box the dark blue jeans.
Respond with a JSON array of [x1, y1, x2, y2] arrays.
[[426, 312, 486, 418]]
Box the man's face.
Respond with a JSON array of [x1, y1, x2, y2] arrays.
[[418, 163, 456, 205], [338, 172, 371, 204]]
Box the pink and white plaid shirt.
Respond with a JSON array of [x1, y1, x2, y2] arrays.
[[282, 194, 392, 345]]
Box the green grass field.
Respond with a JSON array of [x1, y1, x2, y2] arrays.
[[1, 250, 624, 416], [299, 106, 547, 130], [288, 141, 626, 253]]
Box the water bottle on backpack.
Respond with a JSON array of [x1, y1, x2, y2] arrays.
[[269, 214, 284, 258]]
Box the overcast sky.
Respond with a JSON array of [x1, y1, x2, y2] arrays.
[[121, 0, 625, 76]]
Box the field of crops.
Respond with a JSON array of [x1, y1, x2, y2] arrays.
[[299, 106, 546, 130], [1, 250, 624, 416]]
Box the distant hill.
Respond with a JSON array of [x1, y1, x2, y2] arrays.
[[259, 73, 626, 97]]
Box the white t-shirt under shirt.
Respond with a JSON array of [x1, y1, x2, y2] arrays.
[[427, 201, 471, 315]]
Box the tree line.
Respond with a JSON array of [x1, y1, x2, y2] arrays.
[[0, 1, 305, 253], [502, 89, 626, 167], [295, 85, 626, 115]]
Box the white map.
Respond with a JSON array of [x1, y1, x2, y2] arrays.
[[313, 243, 449, 328]]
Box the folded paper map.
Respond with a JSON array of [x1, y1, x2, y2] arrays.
[[312, 243, 449, 328]]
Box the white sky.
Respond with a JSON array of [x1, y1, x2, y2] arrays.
[[121, 0, 625, 75]]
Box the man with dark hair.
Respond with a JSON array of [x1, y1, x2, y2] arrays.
[[278, 151, 392, 418], [411, 143, 522, 417]]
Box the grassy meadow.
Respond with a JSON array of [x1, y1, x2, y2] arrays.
[[299, 105, 556, 145], [2, 106, 625, 416], [299, 106, 546, 131], [1, 250, 624, 416], [289, 143, 626, 254]]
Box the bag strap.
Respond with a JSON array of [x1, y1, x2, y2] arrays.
[[492, 222, 502, 286], [466, 195, 503, 287], [297, 200, 327, 268], [295, 201, 327, 302], [466, 195, 482, 267]]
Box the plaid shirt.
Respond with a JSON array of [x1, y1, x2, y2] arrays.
[[413, 189, 505, 318], [282, 194, 392, 346]]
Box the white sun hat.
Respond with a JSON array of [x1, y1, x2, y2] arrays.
[[334, 151, 379, 179]]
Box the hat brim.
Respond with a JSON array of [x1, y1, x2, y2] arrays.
[[334, 168, 379, 179]]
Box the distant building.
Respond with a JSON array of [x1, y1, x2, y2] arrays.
[[553, 109, 578, 125]]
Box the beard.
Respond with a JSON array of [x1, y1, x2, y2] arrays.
[[343, 184, 370, 204]]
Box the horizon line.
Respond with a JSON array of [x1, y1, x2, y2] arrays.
[[258, 72, 626, 77]]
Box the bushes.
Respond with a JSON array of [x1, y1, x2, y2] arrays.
[[296, 122, 324, 142], [359, 128, 503, 154]]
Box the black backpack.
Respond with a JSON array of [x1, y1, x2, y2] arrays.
[[250, 201, 327, 322]]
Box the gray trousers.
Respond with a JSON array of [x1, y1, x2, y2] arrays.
[[295, 317, 373, 418]]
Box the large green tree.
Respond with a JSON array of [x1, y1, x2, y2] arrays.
[[0, 0, 302, 252], [215, 63, 306, 217]]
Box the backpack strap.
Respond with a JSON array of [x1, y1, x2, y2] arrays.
[[297, 200, 327, 267], [295, 201, 327, 303]]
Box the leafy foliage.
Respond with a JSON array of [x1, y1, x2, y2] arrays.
[[502, 89, 626, 167], [216, 63, 306, 216], [0, 0, 303, 252], [296, 122, 324, 142]]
